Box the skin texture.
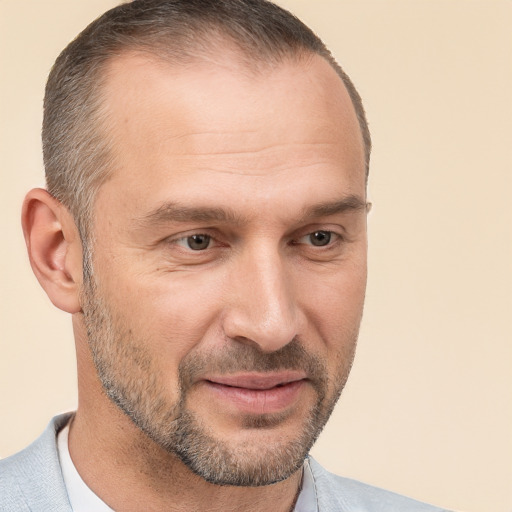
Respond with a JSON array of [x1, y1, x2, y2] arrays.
[[22, 51, 368, 512]]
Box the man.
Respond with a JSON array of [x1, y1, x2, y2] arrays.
[[0, 1, 450, 510]]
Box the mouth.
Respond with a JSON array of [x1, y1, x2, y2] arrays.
[[201, 372, 309, 415]]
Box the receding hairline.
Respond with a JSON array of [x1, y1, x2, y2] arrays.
[[100, 33, 319, 86], [90, 39, 367, 179]]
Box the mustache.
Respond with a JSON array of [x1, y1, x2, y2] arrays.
[[178, 338, 327, 391]]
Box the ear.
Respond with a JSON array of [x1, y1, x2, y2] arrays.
[[22, 188, 83, 314]]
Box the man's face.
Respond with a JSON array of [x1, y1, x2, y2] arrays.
[[81, 51, 368, 486]]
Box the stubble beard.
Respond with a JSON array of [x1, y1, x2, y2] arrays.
[[81, 277, 357, 487]]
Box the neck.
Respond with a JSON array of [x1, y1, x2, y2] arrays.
[[69, 400, 302, 512]]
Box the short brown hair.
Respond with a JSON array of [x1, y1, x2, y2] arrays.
[[43, 0, 371, 244]]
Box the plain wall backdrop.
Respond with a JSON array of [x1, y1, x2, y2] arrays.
[[1, 1, 511, 511]]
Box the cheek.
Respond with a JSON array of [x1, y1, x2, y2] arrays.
[[102, 267, 228, 357], [295, 259, 366, 394], [298, 260, 367, 336]]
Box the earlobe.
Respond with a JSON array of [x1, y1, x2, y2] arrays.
[[22, 188, 83, 314]]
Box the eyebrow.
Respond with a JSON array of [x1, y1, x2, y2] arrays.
[[138, 203, 244, 227], [299, 195, 369, 221], [137, 195, 368, 228]]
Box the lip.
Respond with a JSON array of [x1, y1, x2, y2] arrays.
[[201, 372, 308, 415], [206, 371, 308, 390]]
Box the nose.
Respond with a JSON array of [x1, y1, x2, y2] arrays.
[[222, 245, 303, 353]]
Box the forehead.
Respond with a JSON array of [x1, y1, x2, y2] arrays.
[[95, 51, 365, 215]]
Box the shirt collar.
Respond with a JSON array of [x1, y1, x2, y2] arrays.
[[294, 456, 319, 512]]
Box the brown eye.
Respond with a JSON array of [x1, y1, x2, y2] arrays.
[[309, 231, 331, 246], [186, 234, 211, 250]]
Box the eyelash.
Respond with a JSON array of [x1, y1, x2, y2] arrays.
[[294, 230, 341, 248], [174, 233, 217, 251], [171, 230, 343, 252]]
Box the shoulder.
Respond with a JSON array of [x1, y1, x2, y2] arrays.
[[308, 457, 452, 512], [0, 413, 73, 512]]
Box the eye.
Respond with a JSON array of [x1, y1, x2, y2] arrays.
[[176, 234, 212, 251], [309, 231, 331, 246], [299, 230, 333, 247]]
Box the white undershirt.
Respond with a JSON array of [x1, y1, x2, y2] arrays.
[[57, 423, 317, 511], [57, 423, 114, 512]]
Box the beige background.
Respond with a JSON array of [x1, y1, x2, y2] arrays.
[[1, 1, 511, 511]]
